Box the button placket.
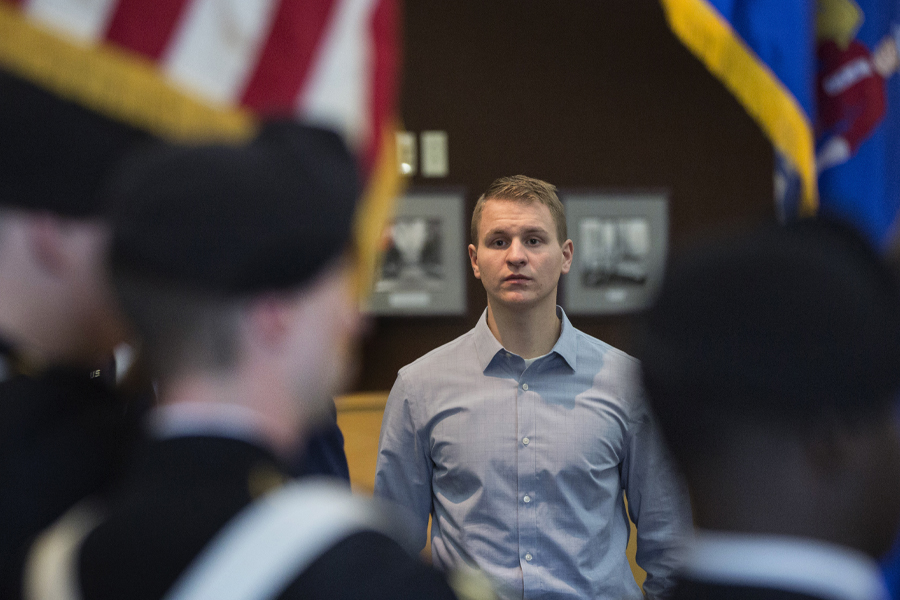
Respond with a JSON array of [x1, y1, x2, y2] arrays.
[[515, 371, 537, 583]]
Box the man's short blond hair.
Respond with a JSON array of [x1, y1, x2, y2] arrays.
[[471, 175, 567, 245]]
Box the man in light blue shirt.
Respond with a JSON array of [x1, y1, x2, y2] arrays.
[[374, 175, 691, 600]]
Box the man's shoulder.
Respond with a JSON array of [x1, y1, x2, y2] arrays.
[[81, 475, 440, 600], [78, 439, 260, 599], [569, 325, 641, 369], [397, 327, 479, 379], [565, 326, 646, 412]]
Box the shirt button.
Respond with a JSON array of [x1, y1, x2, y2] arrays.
[[522, 437, 530, 446], [523, 495, 531, 503], [525, 553, 533, 562], [522, 383, 529, 391]]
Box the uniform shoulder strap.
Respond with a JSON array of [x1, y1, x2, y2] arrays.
[[163, 478, 401, 600], [24, 479, 406, 600], [24, 502, 103, 600]]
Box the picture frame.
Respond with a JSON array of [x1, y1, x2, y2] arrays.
[[365, 188, 467, 316], [561, 191, 669, 315]]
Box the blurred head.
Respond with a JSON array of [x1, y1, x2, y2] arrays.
[[106, 121, 362, 427], [0, 209, 129, 367], [0, 71, 149, 365], [641, 220, 900, 555], [114, 257, 361, 427]]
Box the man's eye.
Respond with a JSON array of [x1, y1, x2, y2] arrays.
[[527, 238, 541, 245], [491, 239, 506, 247]]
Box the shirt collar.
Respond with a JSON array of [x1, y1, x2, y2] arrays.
[[148, 401, 274, 448], [552, 307, 578, 370], [473, 309, 504, 372], [473, 306, 578, 373], [683, 530, 889, 600]]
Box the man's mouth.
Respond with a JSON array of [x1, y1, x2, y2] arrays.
[[504, 275, 531, 282]]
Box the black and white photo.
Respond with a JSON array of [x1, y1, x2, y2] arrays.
[[562, 192, 668, 314], [367, 189, 467, 315]]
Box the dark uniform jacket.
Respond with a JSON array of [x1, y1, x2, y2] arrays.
[[76, 435, 457, 600], [292, 402, 350, 481], [0, 342, 143, 596], [668, 579, 847, 600]]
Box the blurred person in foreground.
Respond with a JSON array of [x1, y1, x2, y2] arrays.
[[1, 0, 399, 506], [0, 65, 150, 593], [879, 228, 900, 600], [375, 175, 691, 600], [24, 122, 466, 600], [0, 1, 371, 589], [641, 220, 900, 600]]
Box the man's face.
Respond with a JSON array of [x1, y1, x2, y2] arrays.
[[468, 198, 573, 312]]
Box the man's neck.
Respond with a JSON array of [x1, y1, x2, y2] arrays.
[[158, 373, 303, 457], [486, 300, 561, 359]]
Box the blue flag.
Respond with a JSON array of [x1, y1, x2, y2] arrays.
[[661, 0, 900, 249], [658, 0, 818, 221], [816, 0, 900, 248]]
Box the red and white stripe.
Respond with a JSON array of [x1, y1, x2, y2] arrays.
[[23, 0, 118, 42], [162, 0, 280, 106], [6, 0, 398, 177], [298, 0, 379, 152]]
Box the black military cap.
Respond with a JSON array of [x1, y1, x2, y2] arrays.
[[0, 4, 254, 218], [106, 120, 360, 294], [641, 219, 900, 429], [0, 70, 152, 217]]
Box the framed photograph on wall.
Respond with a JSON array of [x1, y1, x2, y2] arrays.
[[561, 191, 668, 315], [365, 188, 467, 316]]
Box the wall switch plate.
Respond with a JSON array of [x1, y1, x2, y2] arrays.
[[420, 130, 448, 177], [395, 131, 417, 175]]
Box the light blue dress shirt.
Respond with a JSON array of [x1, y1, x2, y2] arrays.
[[374, 307, 691, 600]]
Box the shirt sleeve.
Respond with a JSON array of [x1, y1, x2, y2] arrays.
[[373, 372, 434, 552], [621, 386, 693, 600]]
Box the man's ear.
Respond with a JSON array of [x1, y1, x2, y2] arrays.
[[561, 239, 574, 274], [28, 213, 70, 274], [468, 244, 481, 279], [245, 293, 292, 352], [801, 417, 861, 481]]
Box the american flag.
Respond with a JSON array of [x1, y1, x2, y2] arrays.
[[0, 0, 401, 288]]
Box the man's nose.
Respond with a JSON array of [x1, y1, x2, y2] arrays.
[[506, 238, 528, 265]]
